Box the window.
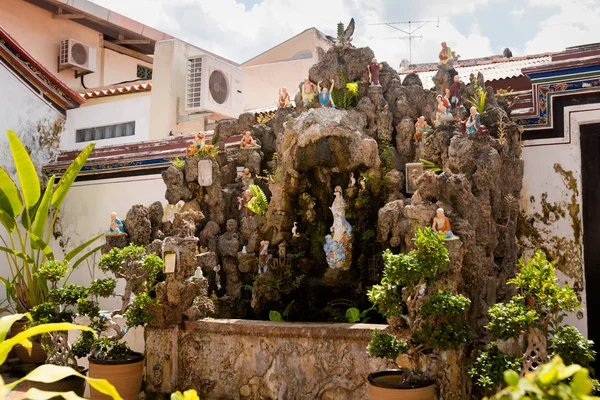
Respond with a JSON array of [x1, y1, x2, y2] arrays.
[[76, 121, 135, 143], [137, 65, 153, 80]]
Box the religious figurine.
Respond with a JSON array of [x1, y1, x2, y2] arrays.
[[277, 87, 291, 108], [242, 246, 247, 254], [317, 79, 335, 108], [368, 58, 383, 87], [431, 208, 456, 240], [323, 186, 352, 269], [435, 95, 450, 121], [348, 172, 356, 188], [292, 222, 300, 238], [210, 290, 218, 301], [258, 240, 271, 274], [238, 189, 254, 217], [464, 106, 482, 137], [438, 42, 454, 65], [106, 212, 124, 235], [301, 78, 317, 107], [240, 130, 258, 148], [359, 176, 367, 190], [194, 132, 206, 149], [449, 75, 461, 108], [443, 88, 452, 110], [414, 116, 431, 144], [213, 264, 222, 290], [193, 266, 204, 279], [241, 168, 254, 188]]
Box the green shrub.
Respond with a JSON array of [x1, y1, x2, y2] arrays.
[[366, 329, 409, 360], [551, 325, 596, 367], [469, 343, 523, 390], [486, 300, 539, 340]]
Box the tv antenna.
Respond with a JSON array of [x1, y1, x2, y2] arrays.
[[370, 17, 439, 63]]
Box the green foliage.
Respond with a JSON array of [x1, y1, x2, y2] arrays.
[[245, 184, 268, 216], [415, 291, 471, 350], [0, 313, 121, 399], [337, 22, 344, 40], [0, 131, 99, 313], [269, 310, 283, 322], [487, 300, 539, 340], [35, 260, 69, 285], [330, 69, 360, 110], [366, 329, 409, 360], [170, 156, 185, 168], [381, 144, 395, 171], [420, 159, 442, 173], [92, 338, 137, 360], [171, 389, 200, 400], [467, 75, 487, 114], [269, 300, 295, 322], [487, 355, 599, 400], [89, 278, 117, 298], [551, 326, 596, 367], [469, 343, 523, 390], [346, 306, 376, 323], [125, 292, 158, 327]]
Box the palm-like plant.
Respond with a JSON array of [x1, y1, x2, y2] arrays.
[[0, 129, 101, 313]]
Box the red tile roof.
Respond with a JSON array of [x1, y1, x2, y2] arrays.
[[0, 25, 84, 109], [80, 81, 152, 99]]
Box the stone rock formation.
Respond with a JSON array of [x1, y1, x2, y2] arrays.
[[123, 204, 152, 245]]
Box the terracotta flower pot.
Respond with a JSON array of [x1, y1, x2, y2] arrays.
[[11, 320, 48, 364], [29, 367, 88, 399], [88, 353, 144, 400], [368, 370, 435, 400]]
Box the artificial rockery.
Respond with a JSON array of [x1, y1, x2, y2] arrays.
[[112, 43, 523, 398]]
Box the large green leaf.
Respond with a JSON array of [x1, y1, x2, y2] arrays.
[[0, 321, 90, 365], [0, 168, 22, 217], [6, 130, 40, 209], [0, 209, 15, 232], [12, 365, 122, 399], [51, 143, 95, 209], [31, 176, 55, 242], [28, 232, 54, 261], [0, 246, 34, 263], [65, 233, 103, 263], [0, 313, 27, 342], [71, 244, 104, 271]]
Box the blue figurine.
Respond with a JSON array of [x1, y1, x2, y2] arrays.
[[106, 212, 124, 234]]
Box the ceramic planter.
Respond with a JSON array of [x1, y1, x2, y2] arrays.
[[29, 367, 87, 398], [368, 370, 435, 400], [88, 353, 144, 400], [11, 320, 48, 364]]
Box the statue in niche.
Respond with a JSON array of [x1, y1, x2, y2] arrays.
[[431, 208, 458, 240], [348, 172, 356, 188], [317, 79, 335, 108], [435, 94, 451, 121], [258, 240, 271, 274], [449, 75, 462, 108], [106, 212, 125, 235], [301, 78, 317, 107], [277, 87, 291, 108], [414, 116, 431, 144], [213, 264, 222, 290], [241, 168, 254, 188], [240, 130, 258, 148], [368, 58, 383, 87], [292, 222, 300, 237], [323, 186, 352, 269], [464, 106, 482, 137]]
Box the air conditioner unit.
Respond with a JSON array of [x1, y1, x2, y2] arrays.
[[59, 38, 97, 74], [185, 55, 244, 117]]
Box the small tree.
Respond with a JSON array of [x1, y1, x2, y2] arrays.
[[367, 227, 471, 384], [469, 251, 595, 394]]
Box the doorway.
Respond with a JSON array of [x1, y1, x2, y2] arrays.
[[580, 122, 600, 370]]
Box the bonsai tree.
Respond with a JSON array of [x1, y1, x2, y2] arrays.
[[469, 251, 595, 395], [29, 244, 164, 362], [0, 129, 100, 313], [367, 227, 471, 384]]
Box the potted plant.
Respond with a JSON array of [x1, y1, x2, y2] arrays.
[[469, 251, 595, 397], [0, 313, 121, 399], [27, 259, 116, 396], [366, 227, 471, 400], [68, 244, 164, 400], [0, 130, 100, 362]]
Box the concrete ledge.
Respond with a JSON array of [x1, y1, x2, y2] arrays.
[[184, 319, 388, 340]]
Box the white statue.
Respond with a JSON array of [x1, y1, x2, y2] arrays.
[[213, 264, 221, 290], [348, 172, 356, 188], [292, 222, 300, 237], [242, 246, 247, 254], [324, 186, 353, 269], [359, 176, 367, 190]]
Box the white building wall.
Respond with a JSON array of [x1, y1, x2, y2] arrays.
[[62, 94, 151, 150], [520, 103, 600, 338]]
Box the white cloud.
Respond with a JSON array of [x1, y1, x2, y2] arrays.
[[90, 0, 495, 67], [523, 0, 600, 54]]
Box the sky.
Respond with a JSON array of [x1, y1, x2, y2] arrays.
[[90, 0, 600, 68]]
